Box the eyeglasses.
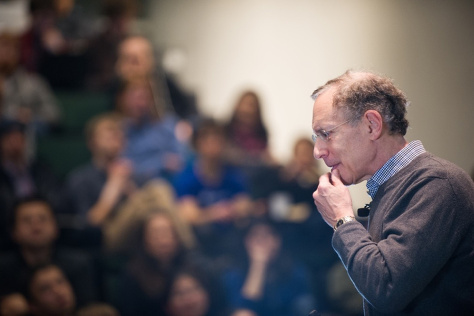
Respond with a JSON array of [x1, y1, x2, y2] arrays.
[[312, 119, 351, 143]]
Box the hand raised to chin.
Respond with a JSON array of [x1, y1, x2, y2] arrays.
[[313, 169, 354, 227]]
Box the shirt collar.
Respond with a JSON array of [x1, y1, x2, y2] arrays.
[[366, 140, 426, 199]]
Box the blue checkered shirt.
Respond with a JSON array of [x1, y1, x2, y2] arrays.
[[366, 140, 426, 199]]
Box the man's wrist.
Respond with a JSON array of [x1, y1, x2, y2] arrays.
[[333, 216, 356, 231]]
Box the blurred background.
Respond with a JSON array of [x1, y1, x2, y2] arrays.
[[0, 1, 473, 315]]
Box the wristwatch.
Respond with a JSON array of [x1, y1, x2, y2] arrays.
[[333, 216, 356, 231]]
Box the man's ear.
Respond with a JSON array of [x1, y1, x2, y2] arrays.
[[364, 110, 383, 140]]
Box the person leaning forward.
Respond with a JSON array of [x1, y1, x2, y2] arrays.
[[311, 70, 474, 315]]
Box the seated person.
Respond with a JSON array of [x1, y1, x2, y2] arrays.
[[164, 266, 228, 316], [25, 264, 76, 316], [173, 118, 255, 259], [114, 35, 199, 122], [116, 209, 212, 316], [64, 113, 134, 229], [224, 90, 276, 171], [0, 120, 61, 249], [222, 220, 316, 316], [0, 197, 97, 309], [25, 263, 117, 316], [115, 80, 188, 186]]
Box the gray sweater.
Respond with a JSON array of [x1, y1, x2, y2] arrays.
[[333, 152, 474, 315]]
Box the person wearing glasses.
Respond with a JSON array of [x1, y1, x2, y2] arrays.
[[311, 70, 474, 315]]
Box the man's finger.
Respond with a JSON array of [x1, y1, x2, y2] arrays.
[[318, 172, 332, 186], [330, 169, 343, 185]]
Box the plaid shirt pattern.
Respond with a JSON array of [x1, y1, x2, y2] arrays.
[[366, 140, 426, 199]]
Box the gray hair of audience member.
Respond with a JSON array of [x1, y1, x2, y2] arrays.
[[311, 70, 410, 136]]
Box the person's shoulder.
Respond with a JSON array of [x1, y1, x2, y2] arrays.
[[406, 153, 474, 201], [412, 153, 472, 181]]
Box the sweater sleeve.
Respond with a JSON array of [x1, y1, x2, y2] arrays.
[[332, 174, 470, 313]]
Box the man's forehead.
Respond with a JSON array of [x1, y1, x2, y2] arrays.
[[312, 87, 339, 128]]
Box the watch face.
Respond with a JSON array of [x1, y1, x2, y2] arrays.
[[337, 219, 344, 227]]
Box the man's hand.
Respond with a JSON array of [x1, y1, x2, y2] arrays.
[[313, 169, 354, 227]]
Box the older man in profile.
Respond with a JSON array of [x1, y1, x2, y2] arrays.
[[311, 70, 474, 315]]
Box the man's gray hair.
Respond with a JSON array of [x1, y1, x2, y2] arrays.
[[311, 70, 410, 136]]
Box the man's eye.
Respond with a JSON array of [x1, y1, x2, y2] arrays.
[[321, 130, 330, 141]]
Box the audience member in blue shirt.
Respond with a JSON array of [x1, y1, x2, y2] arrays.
[[222, 220, 316, 316], [116, 80, 188, 186], [173, 118, 255, 259]]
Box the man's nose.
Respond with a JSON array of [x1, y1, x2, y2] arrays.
[[313, 139, 327, 160]]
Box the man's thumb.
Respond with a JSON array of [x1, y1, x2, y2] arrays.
[[331, 168, 343, 184]]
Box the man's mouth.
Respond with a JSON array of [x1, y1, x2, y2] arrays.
[[330, 163, 340, 172]]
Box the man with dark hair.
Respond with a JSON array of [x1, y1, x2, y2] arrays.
[[311, 70, 474, 315], [26, 264, 76, 316]]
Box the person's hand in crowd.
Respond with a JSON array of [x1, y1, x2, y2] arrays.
[[88, 159, 134, 226], [207, 201, 234, 223]]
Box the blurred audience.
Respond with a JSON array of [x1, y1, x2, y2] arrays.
[[0, 197, 97, 310], [116, 209, 212, 316], [222, 220, 316, 316], [173, 118, 256, 259], [0, 121, 62, 248], [0, 4, 365, 313]]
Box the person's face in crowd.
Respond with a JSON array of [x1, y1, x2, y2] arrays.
[[0, 130, 26, 162], [294, 139, 317, 170], [0, 36, 20, 75], [196, 131, 225, 162], [13, 201, 58, 249], [29, 266, 75, 316], [120, 84, 154, 121], [167, 274, 210, 316], [234, 93, 260, 128], [312, 87, 372, 185], [91, 119, 124, 159], [116, 37, 155, 82], [144, 214, 179, 262]]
